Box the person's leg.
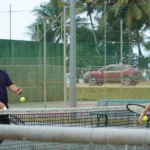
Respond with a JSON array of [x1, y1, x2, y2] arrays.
[[0, 115, 10, 145]]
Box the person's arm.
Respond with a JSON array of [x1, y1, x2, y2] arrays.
[[139, 104, 150, 123], [8, 84, 22, 95], [3, 70, 22, 95]]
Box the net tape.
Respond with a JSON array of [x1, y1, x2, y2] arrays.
[[0, 106, 126, 114]]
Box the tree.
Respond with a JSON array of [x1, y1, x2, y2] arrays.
[[102, 0, 149, 64], [78, 0, 102, 56], [28, 0, 89, 43], [27, 17, 55, 41], [28, 0, 66, 42]]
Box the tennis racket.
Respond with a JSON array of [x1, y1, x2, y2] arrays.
[[3, 107, 25, 125], [126, 104, 149, 128]]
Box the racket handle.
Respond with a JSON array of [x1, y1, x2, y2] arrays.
[[3, 106, 7, 110]]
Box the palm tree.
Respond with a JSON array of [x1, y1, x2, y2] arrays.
[[35, 1, 64, 42], [103, 0, 149, 64], [28, 0, 89, 43], [27, 0, 69, 42], [78, 0, 101, 56], [27, 17, 55, 41]]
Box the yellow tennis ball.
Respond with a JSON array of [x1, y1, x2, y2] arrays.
[[143, 116, 148, 122], [20, 97, 26, 102]]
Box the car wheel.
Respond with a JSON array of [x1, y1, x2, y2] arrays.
[[97, 81, 104, 86], [122, 76, 131, 86], [89, 76, 96, 86], [130, 81, 137, 86]]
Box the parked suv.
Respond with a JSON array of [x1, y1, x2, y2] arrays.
[[83, 64, 142, 86]]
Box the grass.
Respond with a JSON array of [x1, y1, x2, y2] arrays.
[[67, 82, 150, 101]]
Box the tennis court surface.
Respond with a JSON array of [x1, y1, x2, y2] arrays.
[[0, 106, 149, 150], [9, 101, 97, 109]]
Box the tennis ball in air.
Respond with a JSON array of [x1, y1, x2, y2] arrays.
[[143, 116, 148, 122], [20, 97, 26, 102]]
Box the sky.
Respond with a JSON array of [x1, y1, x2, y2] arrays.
[[0, 0, 49, 41]]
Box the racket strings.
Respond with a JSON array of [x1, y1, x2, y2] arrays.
[[128, 105, 144, 115]]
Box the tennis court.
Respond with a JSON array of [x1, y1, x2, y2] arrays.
[[1, 1, 150, 150], [9, 101, 97, 109]]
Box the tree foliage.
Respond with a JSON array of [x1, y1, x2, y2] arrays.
[[27, 0, 150, 68]]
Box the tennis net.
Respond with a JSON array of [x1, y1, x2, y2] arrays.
[[0, 106, 149, 150]]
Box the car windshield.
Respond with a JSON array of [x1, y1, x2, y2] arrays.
[[100, 68, 105, 71], [101, 65, 119, 71]]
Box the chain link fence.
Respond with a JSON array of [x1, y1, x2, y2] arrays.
[[1, 3, 150, 107], [74, 56, 150, 102], [1, 57, 64, 104], [2, 55, 149, 105]]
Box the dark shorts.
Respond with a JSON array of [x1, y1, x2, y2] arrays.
[[0, 115, 10, 124], [0, 115, 10, 144]]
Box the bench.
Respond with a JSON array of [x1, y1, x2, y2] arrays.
[[97, 99, 150, 107]]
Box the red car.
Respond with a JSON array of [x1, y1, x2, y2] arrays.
[[83, 64, 142, 86]]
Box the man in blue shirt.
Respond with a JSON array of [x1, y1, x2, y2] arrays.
[[0, 70, 22, 109], [0, 69, 22, 144]]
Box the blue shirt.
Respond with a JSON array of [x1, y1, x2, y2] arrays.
[[0, 70, 13, 106]]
